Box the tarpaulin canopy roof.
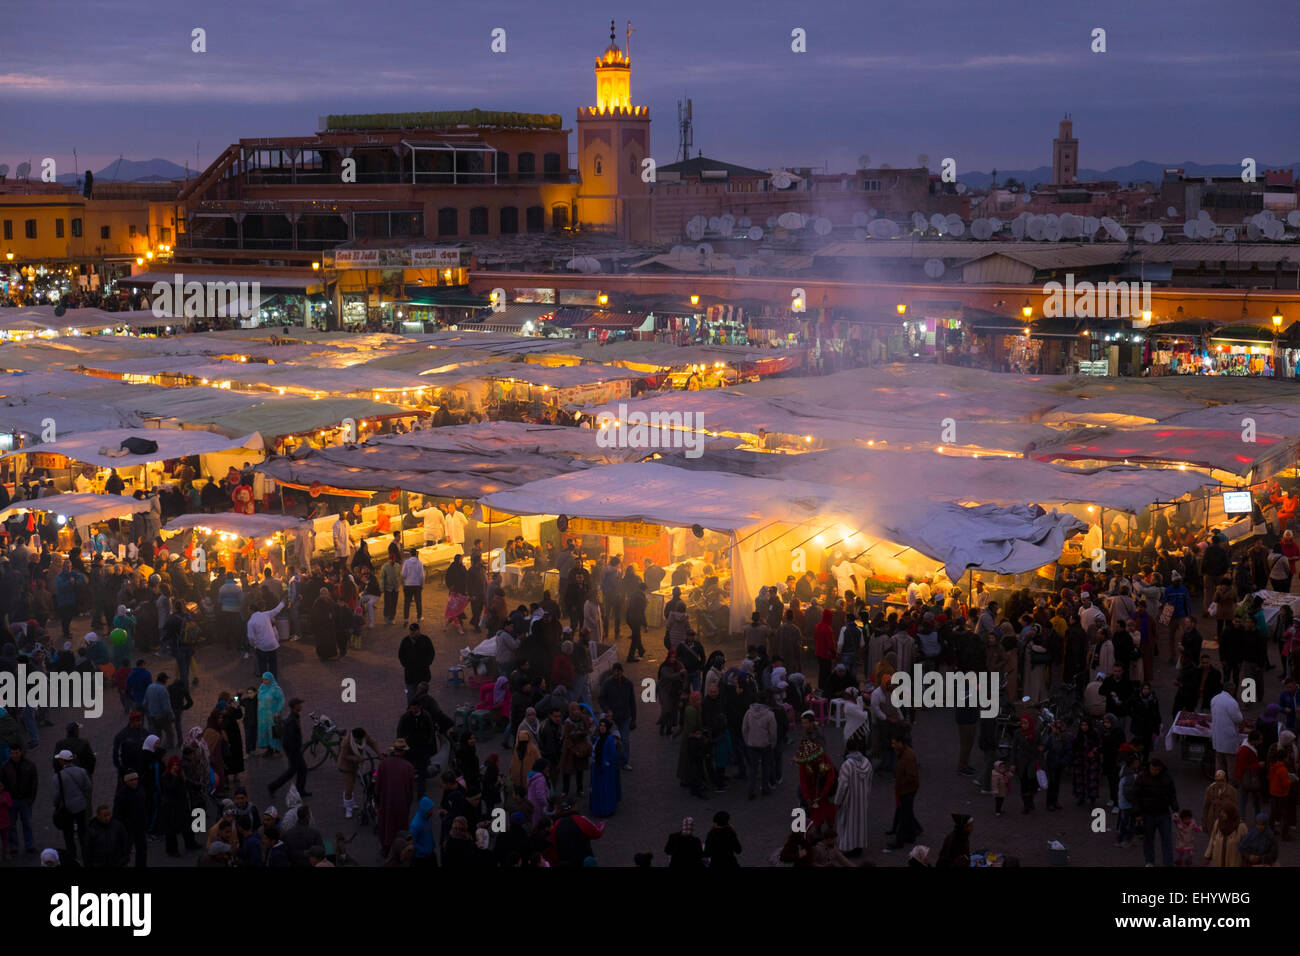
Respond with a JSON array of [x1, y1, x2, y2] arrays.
[[0, 400, 141, 437], [0, 492, 151, 527], [1, 427, 263, 468], [174, 397, 413, 439], [487, 364, 643, 389], [366, 421, 646, 463], [257, 442, 597, 499], [162, 512, 309, 538], [1031, 426, 1292, 476], [0, 308, 173, 332]]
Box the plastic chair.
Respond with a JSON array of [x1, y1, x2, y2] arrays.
[[810, 696, 829, 725], [827, 698, 847, 728]]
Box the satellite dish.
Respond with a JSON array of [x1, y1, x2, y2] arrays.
[[1196, 219, 1215, 239], [1044, 221, 1063, 241], [696, 243, 713, 256], [955, 183, 968, 195], [1020, 193, 1031, 204], [15, 162, 30, 180], [929, 213, 946, 231], [1083, 216, 1100, 237], [851, 211, 869, 227], [771, 170, 793, 189], [917, 154, 930, 169], [947, 219, 965, 237], [766, 216, 778, 228], [1198, 209, 1211, 221], [933, 219, 949, 236], [1166, 206, 1178, 218], [747, 226, 763, 241], [777, 212, 803, 229], [1011, 217, 1027, 239], [912, 212, 928, 231], [1061, 215, 1083, 239], [585, 257, 603, 273], [738, 216, 751, 228], [988, 217, 1002, 231], [1246, 223, 1263, 241], [1101, 217, 1126, 241], [1182, 220, 1198, 239], [971, 218, 993, 240], [1141, 223, 1164, 244], [867, 218, 899, 239], [685, 216, 707, 241], [707, 217, 721, 233], [1044, 213, 1060, 227], [813, 217, 833, 236], [923, 258, 945, 279], [857, 154, 871, 169], [1027, 217, 1046, 241], [718, 214, 735, 234], [0, 164, 8, 178], [1223, 228, 1237, 243], [1265, 220, 1285, 240], [1287, 211, 1300, 228], [1262, 210, 1277, 221], [852, 228, 867, 241]]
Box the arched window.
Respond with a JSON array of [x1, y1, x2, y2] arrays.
[[629, 154, 638, 176], [469, 206, 489, 235], [495, 152, 510, 178], [551, 204, 569, 229], [594, 154, 604, 176], [499, 206, 519, 234], [525, 205, 544, 233], [544, 152, 562, 180], [517, 152, 535, 180], [437, 207, 458, 237]]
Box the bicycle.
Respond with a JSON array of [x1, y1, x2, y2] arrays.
[[351, 754, 380, 829], [302, 712, 344, 770]]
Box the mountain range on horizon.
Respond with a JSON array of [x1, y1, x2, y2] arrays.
[[21, 156, 1298, 189]]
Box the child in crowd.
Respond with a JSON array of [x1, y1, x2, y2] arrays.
[[991, 760, 1012, 817], [1174, 808, 1202, 866]]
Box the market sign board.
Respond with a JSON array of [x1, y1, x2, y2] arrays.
[[30, 453, 69, 469], [328, 246, 467, 270], [567, 518, 662, 540]]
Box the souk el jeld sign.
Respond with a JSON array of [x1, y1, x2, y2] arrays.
[[567, 518, 663, 540], [331, 247, 465, 269], [29, 453, 69, 469]]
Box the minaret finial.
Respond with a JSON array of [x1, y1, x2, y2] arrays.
[[610, 19, 616, 44]]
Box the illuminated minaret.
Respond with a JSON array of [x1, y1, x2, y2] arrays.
[[576, 19, 651, 240], [1053, 115, 1078, 185]]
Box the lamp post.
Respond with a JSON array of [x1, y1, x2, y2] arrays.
[[1274, 310, 1284, 377]]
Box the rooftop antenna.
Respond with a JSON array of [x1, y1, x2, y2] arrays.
[[108, 153, 124, 182], [626, 19, 634, 57], [677, 96, 693, 163]]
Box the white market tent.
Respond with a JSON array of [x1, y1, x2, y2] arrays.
[[1, 427, 264, 469], [366, 421, 648, 463], [0, 492, 151, 530], [479, 461, 1087, 631]]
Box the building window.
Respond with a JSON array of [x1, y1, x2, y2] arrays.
[[437, 207, 458, 237], [629, 155, 638, 176], [24, 220, 36, 239], [129, 224, 138, 238], [496, 152, 509, 178], [544, 152, 562, 180], [71, 218, 82, 237], [55, 219, 64, 238], [2, 220, 11, 240], [551, 204, 569, 229], [525, 205, 544, 233], [101, 225, 111, 239], [517, 152, 536, 180], [499, 206, 519, 234], [160, 226, 171, 242], [594, 155, 604, 176], [469, 206, 489, 235], [862, 179, 881, 191]]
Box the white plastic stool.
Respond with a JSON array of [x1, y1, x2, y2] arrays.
[[828, 698, 847, 728]]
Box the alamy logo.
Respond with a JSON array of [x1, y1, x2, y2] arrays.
[[1042, 274, 1151, 319], [594, 403, 705, 458], [50, 887, 151, 936], [150, 274, 261, 319], [890, 666, 1000, 717], [0, 666, 103, 719]]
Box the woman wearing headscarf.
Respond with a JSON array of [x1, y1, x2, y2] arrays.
[[703, 651, 726, 695], [1071, 717, 1102, 807], [255, 673, 284, 756], [509, 727, 542, 804], [559, 702, 593, 796], [1010, 713, 1043, 814], [181, 725, 210, 810], [656, 648, 686, 735], [1202, 770, 1238, 833], [140, 734, 164, 832], [160, 755, 199, 856], [665, 816, 705, 867], [408, 795, 438, 867], [1205, 804, 1247, 867], [589, 717, 621, 817], [526, 758, 550, 829]]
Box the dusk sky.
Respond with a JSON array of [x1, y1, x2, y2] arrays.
[[4, 0, 1297, 178]]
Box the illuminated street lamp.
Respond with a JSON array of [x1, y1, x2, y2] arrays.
[[1273, 310, 1284, 377], [1021, 299, 1033, 319], [598, 293, 609, 306], [689, 294, 699, 306], [311, 261, 321, 271], [896, 303, 906, 315]]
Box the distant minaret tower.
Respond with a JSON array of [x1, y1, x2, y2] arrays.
[[1053, 114, 1078, 185], [576, 18, 651, 240]]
